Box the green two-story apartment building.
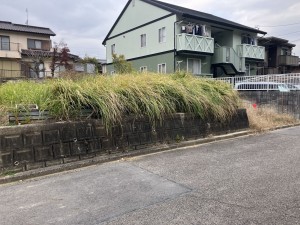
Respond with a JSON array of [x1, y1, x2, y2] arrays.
[[103, 0, 267, 77]]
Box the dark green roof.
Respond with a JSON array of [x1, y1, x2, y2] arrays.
[[141, 0, 266, 34], [103, 0, 266, 45]]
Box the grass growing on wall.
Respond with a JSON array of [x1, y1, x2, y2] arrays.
[[243, 103, 298, 132], [0, 73, 239, 128]]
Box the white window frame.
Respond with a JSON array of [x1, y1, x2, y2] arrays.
[[140, 66, 147, 73], [111, 44, 115, 55], [187, 58, 201, 75], [159, 27, 166, 43], [141, 34, 146, 47], [157, 63, 166, 74]]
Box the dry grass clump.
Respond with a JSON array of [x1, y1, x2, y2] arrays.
[[0, 72, 239, 129], [244, 103, 298, 132], [46, 73, 239, 129]]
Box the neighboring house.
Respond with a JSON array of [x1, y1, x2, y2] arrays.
[[102, 0, 267, 77], [0, 21, 79, 78], [258, 36, 300, 75], [99, 59, 107, 74]]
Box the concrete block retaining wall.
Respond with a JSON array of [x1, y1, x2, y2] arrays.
[[0, 109, 249, 172]]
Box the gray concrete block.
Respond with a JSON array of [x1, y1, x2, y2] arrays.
[[43, 130, 60, 145]]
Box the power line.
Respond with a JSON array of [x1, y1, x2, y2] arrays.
[[272, 30, 300, 37], [290, 38, 300, 42], [259, 22, 300, 28]]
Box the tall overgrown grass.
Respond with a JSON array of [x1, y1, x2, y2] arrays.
[[243, 103, 298, 132], [0, 73, 239, 129]]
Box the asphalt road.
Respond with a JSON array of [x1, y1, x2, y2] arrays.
[[1, 126, 300, 225]]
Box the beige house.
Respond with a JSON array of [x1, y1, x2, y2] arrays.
[[0, 21, 80, 79]]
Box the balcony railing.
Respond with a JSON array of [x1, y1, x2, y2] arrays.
[[237, 44, 265, 60], [0, 70, 24, 78], [212, 46, 242, 71], [0, 42, 20, 51], [0, 42, 21, 58], [0, 69, 57, 79], [176, 34, 214, 54], [278, 55, 299, 66]]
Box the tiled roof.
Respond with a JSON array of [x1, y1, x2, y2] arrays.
[[0, 21, 56, 36], [258, 36, 296, 47], [21, 49, 80, 60], [141, 0, 266, 35]]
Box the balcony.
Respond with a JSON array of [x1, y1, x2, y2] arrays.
[[0, 42, 21, 58], [212, 47, 242, 71], [176, 33, 214, 54], [237, 44, 265, 60], [278, 55, 299, 66]]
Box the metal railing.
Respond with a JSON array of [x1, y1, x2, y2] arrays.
[[213, 46, 242, 71], [176, 34, 214, 54], [214, 73, 300, 91], [0, 42, 20, 51], [0, 70, 24, 78], [0, 42, 22, 58], [237, 44, 265, 60], [0, 69, 55, 79]]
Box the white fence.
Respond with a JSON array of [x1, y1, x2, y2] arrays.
[[214, 73, 300, 91]]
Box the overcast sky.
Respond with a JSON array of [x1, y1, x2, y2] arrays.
[[1, 0, 300, 59]]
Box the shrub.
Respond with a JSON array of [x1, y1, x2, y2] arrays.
[[0, 73, 239, 130], [112, 54, 133, 74]]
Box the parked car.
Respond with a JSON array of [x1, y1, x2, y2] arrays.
[[286, 84, 300, 90], [234, 82, 290, 92]]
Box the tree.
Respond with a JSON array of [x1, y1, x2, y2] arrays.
[[81, 56, 101, 74], [112, 54, 133, 74], [21, 49, 51, 78], [50, 41, 72, 77], [21, 40, 72, 78]]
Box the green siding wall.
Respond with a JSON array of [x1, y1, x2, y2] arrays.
[[175, 55, 212, 76], [110, 0, 171, 37], [106, 52, 214, 75], [106, 15, 176, 64], [106, 51, 175, 74]]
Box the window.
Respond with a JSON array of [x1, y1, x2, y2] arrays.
[[159, 27, 166, 43], [187, 58, 201, 75], [0, 36, 10, 50], [141, 34, 146, 47], [28, 39, 42, 49], [140, 66, 147, 72], [241, 34, 256, 45], [29, 63, 45, 78], [158, 63, 166, 73], [111, 44, 116, 55], [281, 48, 291, 56]]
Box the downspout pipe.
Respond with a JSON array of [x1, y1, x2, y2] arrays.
[[174, 19, 184, 72]]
